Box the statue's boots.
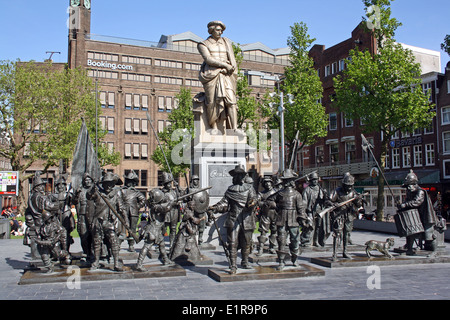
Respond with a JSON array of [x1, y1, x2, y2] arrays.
[[256, 235, 267, 256], [112, 247, 122, 272], [405, 236, 416, 256], [136, 247, 148, 272], [229, 248, 238, 274], [342, 238, 352, 259], [332, 237, 339, 261], [128, 238, 136, 252], [90, 239, 102, 270], [241, 246, 252, 269], [277, 251, 286, 271], [268, 234, 277, 254], [159, 241, 174, 265], [41, 253, 54, 273]]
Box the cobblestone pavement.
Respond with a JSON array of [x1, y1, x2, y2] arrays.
[[1, 230, 449, 303]]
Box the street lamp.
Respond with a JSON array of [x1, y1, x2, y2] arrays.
[[269, 89, 295, 173]]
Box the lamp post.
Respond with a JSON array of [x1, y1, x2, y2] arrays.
[[269, 85, 294, 173]]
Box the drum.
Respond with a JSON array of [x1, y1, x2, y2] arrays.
[[394, 209, 424, 237]]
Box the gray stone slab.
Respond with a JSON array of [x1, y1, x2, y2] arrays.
[[208, 264, 325, 282], [172, 254, 214, 266], [19, 263, 186, 285], [310, 252, 450, 268]]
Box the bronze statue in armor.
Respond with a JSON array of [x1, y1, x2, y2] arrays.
[[136, 188, 174, 271], [256, 176, 278, 255], [329, 172, 363, 261], [302, 172, 331, 247], [87, 172, 125, 271], [121, 170, 146, 252], [208, 165, 258, 274], [275, 169, 311, 270]]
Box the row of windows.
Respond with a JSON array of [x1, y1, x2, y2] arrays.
[[99, 91, 179, 112], [320, 59, 348, 78], [124, 143, 149, 159], [328, 112, 435, 136], [387, 144, 435, 168], [315, 139, 435, 168], [100, 117, 172, 135]]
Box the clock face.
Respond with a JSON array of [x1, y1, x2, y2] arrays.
[[84, 0, 91, 9], [71, 0, 81, 6]]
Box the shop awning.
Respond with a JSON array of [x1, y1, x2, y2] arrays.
[[357, 169, 441, 186]]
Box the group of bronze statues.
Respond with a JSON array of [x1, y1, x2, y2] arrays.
[[23, 164, 442, 274], [24, 170, 210, 273]]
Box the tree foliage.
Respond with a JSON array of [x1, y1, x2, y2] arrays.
[[0, 60, 120, 208], [262, 22, 327, 166], [442, 34, 450, 57], [151, 87, 194, 179], [333, 0, 434, 220]]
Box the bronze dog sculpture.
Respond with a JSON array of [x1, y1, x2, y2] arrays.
[[365, 238, 395, 259]]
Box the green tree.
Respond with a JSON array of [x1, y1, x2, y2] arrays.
[[441, 34, 450, 57], [151, 87, 194, 179], [0, 60, 120, 210], [233, 44, 260, 130], [333, 0, 434, 220], [263, 22, 327, 168]]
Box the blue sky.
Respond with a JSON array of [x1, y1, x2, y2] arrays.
[[0, 0, 449, 71]]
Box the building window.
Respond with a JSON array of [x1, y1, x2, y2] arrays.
[[422, 82, 433, 102], [186, 63, 201, 71], [413, 145, 422, 167], [141, 95, 148, 111], [158, 120, 165, 133], [442, 106, 450, 125], [140, 170, 148, 187], [141, 144, 148, 159], [324, 65, 331, 77], [141, 119, 148, 135], [443, 132, 450, 154], [107, 117, 115, 134], [125, 118, 132, 134], [329, 113, 337, 131], [133, 119, 140, 134], [402, 146, 411, 168], [426, 143, 435, 166], [133, 95, 140, 110], [124, 143, 131, 159], [424, 122, 434, 134], [447, 80, 450, 94], [315, 145, 324, 165], [385, 153, 390, 169], [345, 141, 356, 164], [125, 94, 132, 110], [133, 143, 140, 159], [330, 143, 339, 164], [339, 59, 346, 71], [158, 96, 165, 111], [344, 114, 354, 127], [331, 62, 337, 74], [444, 160, 450, 179], [392, 148, 400, 169]]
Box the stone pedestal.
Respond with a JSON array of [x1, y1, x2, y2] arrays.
[[310, 252, 450, 268], [192, 99, 255, 205], [208, 264, 325, 282]]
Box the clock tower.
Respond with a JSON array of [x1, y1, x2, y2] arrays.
[[68, 0, 91, 68]]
